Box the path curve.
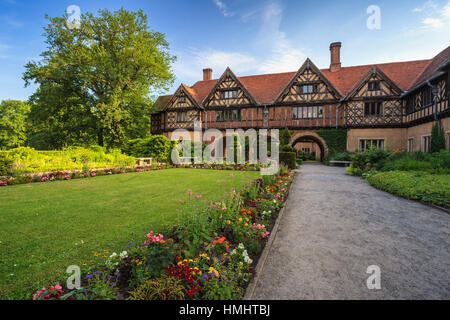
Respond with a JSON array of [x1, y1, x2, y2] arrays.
[[253, 163, 450, 300]]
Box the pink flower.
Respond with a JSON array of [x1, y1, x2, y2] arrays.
[[222, 180, 226, 183], [179, 200, 183, 204], [187, 189, 192, 195], [230, 173, 234, 179], [55, 284, 62, 290]]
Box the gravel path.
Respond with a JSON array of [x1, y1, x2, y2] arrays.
[[253, 163, 450, 300]]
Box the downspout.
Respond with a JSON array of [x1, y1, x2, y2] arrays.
[[427, 81, 441, 136]]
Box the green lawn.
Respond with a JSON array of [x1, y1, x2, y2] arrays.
[[0, 168, 258, 299]]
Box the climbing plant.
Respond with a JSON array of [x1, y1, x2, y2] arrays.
[[316, 129, 348, 155]]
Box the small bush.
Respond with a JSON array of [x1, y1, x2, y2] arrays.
[[279, 152, 296, 169], [430, 123, 446, 153], [367, 171, 450, 207], [350, 147, 389, 171], [0, 152, 13, 176], [123, 136, 177, 162], [127, 277, 185, 300], [379, 150, 450, 173]]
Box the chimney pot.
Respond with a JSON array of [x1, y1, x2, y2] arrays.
[[330, 42, 342, 72], [203, 68, 213, 81]]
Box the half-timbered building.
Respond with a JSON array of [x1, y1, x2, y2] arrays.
[[152, 42, 450, 158]]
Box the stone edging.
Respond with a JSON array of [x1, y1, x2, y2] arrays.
[[243, 171, 298, 300]]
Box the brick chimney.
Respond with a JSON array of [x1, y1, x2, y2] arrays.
[[203, 68, 212, 81], [329, 42, 342, 72]]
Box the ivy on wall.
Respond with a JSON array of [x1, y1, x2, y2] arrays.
[[316, 129, 348, 154]]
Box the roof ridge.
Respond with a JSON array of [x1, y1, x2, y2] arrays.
[[410, 46, 450, 88], [191, 59, 431, 86]]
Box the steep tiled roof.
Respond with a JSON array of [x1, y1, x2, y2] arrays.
[[153, 94, 172, 111], [411, 46, 450, 88], [188, 60, 429, 105], [174, 47, 450, 106]]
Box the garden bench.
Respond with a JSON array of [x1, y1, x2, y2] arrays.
[[136, 158, 153, 166], [329, 160, 351, 167]]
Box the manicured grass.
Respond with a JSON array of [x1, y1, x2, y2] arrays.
[[0, 168, 259, 299], [366, 171, 450, 208]]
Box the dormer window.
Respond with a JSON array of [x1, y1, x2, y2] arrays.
[[300, 84, 317, 94], [221, 90, 238, 99], [368, 81, 380, 91]]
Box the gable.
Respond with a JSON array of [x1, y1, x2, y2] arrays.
[[274, 59, 342, 104], [345, 66, 402, 100], [164, 85, 200, 110], [203, 68, 258, 107]]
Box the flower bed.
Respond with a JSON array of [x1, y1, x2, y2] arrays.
[[31, 168, 294, 300], [0, 163, 264, 187]]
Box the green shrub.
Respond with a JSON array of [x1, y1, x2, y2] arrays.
[[430, 123, 446, 153], [281, 145, 295, 152], [350, 147, 389, 171], [279, 152, 296, 169], [127, 277, 185, 300], [123, 136, 177, 162], [379, 150, 450, 173], [279, 128, 293, 146], [333, 151, 352, 161], [0, 146, 135, 175], [346, 165, 362, 176], [0, 152, 13, 176], [367, 171, 450, 207]]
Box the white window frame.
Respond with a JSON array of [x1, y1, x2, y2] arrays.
[[359, 138, 385, 151], [407, 137, 414, 153], [421, 134, 431, 153]]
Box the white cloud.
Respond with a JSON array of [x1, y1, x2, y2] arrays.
[[173, 48, 256, 82], [412, 0, 438, 12], [213, 0, 234, 17], [256, 1, 306, 73], [173, 0, 306, 87], [414, 0, 450, 31]]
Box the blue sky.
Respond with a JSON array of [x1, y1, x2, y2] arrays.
[[0, 0, 449, 101]]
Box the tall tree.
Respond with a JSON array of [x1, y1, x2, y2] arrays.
[[430, 123, 445, 153], [0, 100, 31, 150], [24, 8, 176, 148]]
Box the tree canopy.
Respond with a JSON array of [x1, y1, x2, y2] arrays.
[[0, 100, 31, 150], [24, 8, 176, 149]]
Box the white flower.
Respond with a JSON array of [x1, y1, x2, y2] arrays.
[[109, 253, 117, 258], [120, 251, 128, 259]]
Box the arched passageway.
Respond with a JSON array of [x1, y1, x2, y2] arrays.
[[289, 132, 328, 161]]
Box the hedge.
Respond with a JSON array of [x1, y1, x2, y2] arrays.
[[366, 171, 450, 208], [280, 152, 296, 169], [123, 136, 177, 161]]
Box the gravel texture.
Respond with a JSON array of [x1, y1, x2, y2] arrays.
[[252, 163, 450, 300]]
